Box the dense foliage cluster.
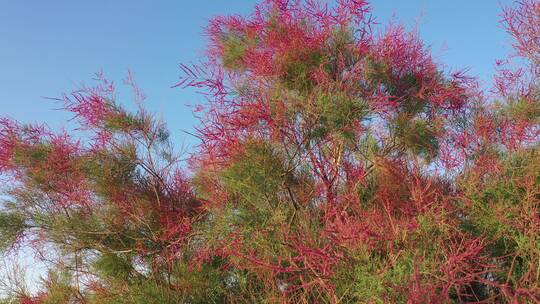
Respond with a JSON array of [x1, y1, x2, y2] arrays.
[[0, 0, 538, 303]]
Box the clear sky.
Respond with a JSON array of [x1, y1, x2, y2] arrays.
[[0, 0, 515, 150]]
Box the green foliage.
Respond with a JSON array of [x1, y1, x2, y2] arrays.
[[220, 32, 254, 70], [309, 90, 369, 143], [393, 114, 439, 160], [281, 50, 325, 92], [460, 147, 540, 295], [364, 56, 389, 87], [11, 143, 54, 187], [104, 112, 146, 133], [93, 253, 133, 281], [497, 95, 540, 122], [12, 142, 51, 166], [327, 28, 356, 67], [82, 144, 138, 198], [216, 140, 293, 244], [0, 210, 25, 251], [222, 141, 284, 206], [332, 248, 426, 303], [41, 271, 76, 304]]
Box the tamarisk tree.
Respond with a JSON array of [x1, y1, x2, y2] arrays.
[[0, 0, 538, 303]]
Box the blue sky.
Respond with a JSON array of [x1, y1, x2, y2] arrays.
[[0, 0, 514, 150]]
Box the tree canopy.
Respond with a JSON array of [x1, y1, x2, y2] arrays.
[[0, 0, 539, 303]]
